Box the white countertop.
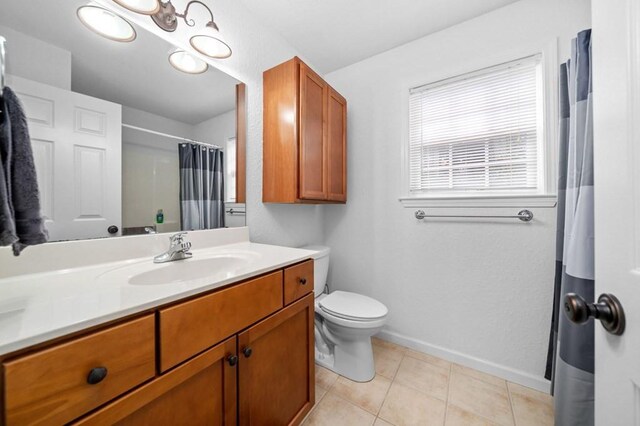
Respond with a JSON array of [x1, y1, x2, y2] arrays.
[[0, 241, 314, 356]]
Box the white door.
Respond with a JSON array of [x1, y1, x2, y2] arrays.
[[592, 0, 640, 423], [7, 75, 122, 241]]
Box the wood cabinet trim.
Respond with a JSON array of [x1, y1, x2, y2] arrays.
[[236, 83, 247, 204]]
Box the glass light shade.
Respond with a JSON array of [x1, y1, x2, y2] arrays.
[[112, 0, 160, 15], [190, 33, 232, 59], [169, 50, 208, 74], [77, 5, 136, 42]]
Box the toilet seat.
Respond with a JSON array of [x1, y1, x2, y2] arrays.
[[318, 291, 388, 321]]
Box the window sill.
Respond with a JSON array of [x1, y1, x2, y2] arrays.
[[398, 194, 558, 208]]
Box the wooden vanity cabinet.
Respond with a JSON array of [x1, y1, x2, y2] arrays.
[[1, 260, 315, 426], [263, 57, 347, 203], [239, 294, 314, 425]]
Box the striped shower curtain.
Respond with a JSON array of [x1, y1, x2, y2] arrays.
[[178, 143, 225, 230], [545, 29, 594, 426]]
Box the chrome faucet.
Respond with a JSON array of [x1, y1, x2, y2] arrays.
[[154, 232, 192, 263]]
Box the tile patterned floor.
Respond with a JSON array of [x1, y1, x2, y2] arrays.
[[302, 338, 553, 426]]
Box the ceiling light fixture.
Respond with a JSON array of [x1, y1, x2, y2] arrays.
[[77, 5, 137, 42], [168, 49, 208, 74], [112, 0, 161, 15], [142, 0, 232, 59]]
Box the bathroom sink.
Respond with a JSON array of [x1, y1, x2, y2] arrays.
[[129, 256, 251, 285], [96, 251, 260, 286]]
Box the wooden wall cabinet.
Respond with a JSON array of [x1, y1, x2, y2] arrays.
[[263, 57, 347, 203], [2, 260, 315, 426]]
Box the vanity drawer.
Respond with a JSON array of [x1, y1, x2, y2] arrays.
[[3, 315, 156, 426], [159, 271, 284, 372], [284, 260, 314, 305]]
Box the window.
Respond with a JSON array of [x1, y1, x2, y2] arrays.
[[407, 55, 544, 198], [225, 137, 237, 203]]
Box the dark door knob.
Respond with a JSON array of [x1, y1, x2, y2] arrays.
[[227, 355, 238, 367], [87, 367, 108, 384], [299, 278, 307, 285], [242, 347, 253, 358], [107, 225, 119, 235], [564, 293, 625, 336]]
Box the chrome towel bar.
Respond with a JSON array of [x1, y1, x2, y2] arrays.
[[414, 209, 534, 222], [226, 208, 245, 216]]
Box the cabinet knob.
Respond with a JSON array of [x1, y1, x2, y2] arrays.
[[227, 355, 238, 367], [242, 347, 253, 358], [87, 367, 108, 385], [299, 277, 307, 285]]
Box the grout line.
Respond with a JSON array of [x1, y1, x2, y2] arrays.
[[375, 348, 404, 424], [443, 362, 453, 425], [506, 381, 518, 426]]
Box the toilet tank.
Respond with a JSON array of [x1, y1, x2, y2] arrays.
[[301, 245, 330, 297]]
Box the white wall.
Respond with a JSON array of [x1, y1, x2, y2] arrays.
[[121, 106, 195, 232], [122, 143, 180, 232], [324, 0, 591, 390], [122, 105, 196, 151], [99, 0, 326, 247], [194, 109, 236, 149], [0, 25, 71, 90]]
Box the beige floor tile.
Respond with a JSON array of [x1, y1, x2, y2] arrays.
[[508, 383, 553, 426], [451, 364, 506, 388], [331, 375, 392, 415], [394, 355, 450, 400], [378, 382, 446, 426], [302, 392, 376, 426], [373, 344, 404, 379], [374, 418, 395, 426], [372, 337, 407, 353], [404, 348, 452, 370], [316, 365, 339, 390], [445, 404, 499, 426], [449, 371, 514, 426]]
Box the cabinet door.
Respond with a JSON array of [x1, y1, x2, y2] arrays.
[[327, 88, 347, 202], [299, 63, 328, 200], [75, 337, 238, 426], [238, 294, 315, 425]]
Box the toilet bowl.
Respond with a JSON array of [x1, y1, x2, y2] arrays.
[[302, 245, 388, 382]]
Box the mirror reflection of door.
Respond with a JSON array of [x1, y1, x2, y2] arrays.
[[0, 0, 247, 242]]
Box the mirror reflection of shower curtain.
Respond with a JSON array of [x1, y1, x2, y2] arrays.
[[178, 143, 225, 230]]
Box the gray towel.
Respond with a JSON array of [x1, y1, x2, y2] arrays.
[[0, 96, 17, 246], [0, 87, 48, 255]]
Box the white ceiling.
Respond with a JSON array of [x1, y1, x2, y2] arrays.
[[0, 0, 239, 124], [241, 0, 519, 74]]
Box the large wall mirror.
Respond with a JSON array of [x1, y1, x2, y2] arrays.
[[0, 0, 246, 242]]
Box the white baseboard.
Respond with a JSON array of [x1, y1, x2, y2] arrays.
[[376, 329, 551, 394]]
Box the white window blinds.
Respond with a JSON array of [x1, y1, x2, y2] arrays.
[[408, 55, 543, 194]]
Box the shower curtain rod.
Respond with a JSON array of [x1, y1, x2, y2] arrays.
[[122, 123, 222, 149]]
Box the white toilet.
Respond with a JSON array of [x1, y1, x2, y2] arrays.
[[303, 245, 388, 382]]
